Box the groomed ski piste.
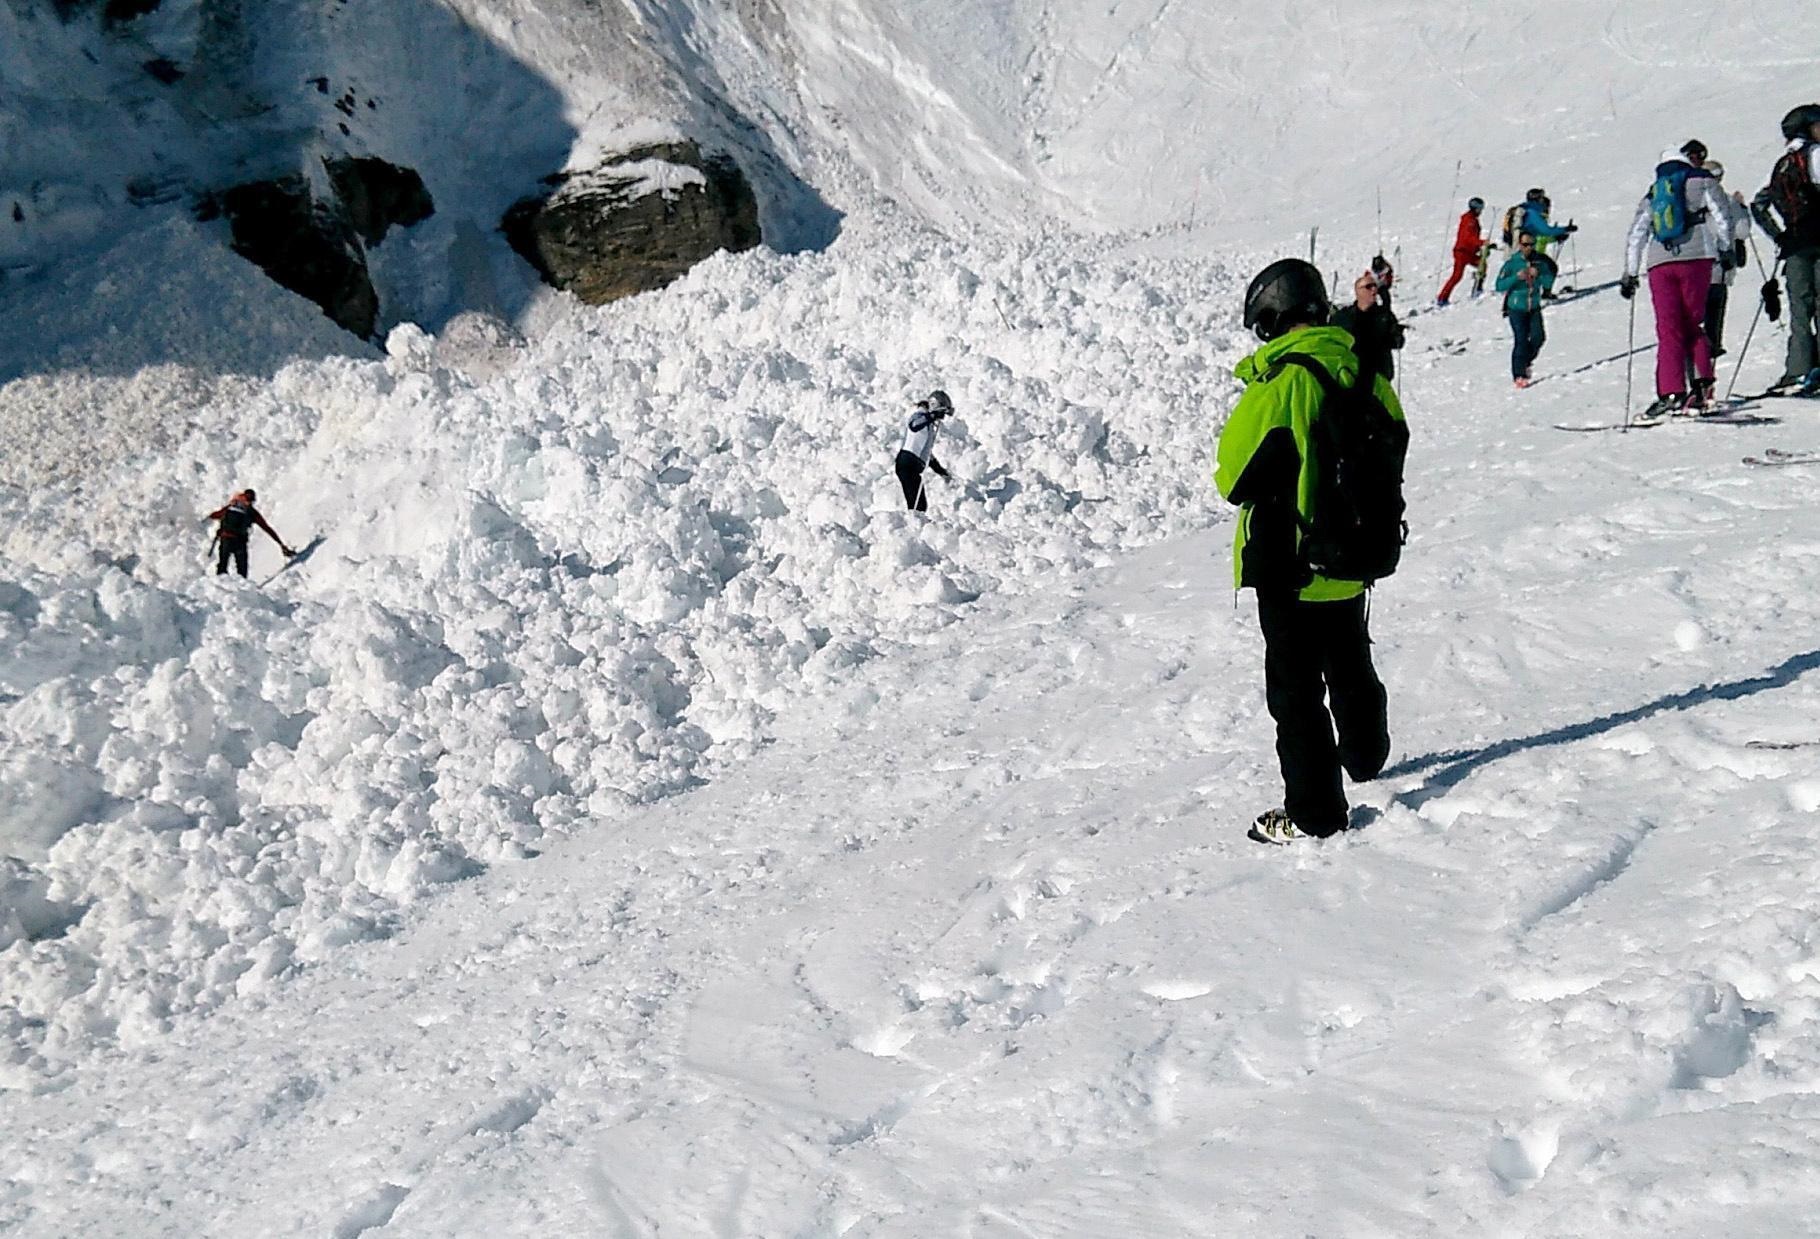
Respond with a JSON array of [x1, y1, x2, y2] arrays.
[[5, 1, 1820, 1235]]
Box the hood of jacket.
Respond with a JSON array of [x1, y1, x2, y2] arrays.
[[1233, 325, 1362, 388]]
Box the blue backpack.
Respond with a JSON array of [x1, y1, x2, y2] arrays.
[[1648, 164, 1706, 249]]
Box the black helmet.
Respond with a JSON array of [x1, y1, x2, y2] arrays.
[[242, 487, 256, 501], [1525, 187, 1546, 202], [919, 389, 953, 416], [1783, 104, 1820, 141], [1467, 196, 1484, 211], [1680, 137, 1708, 163], [1242, 258, 1329, 342]]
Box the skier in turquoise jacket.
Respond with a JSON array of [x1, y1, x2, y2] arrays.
[[1214, 258, 1406, 846], [1494, 231, 1558, 386]]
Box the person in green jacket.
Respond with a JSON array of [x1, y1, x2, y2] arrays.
[[1214, 258, 1405, 845], [1494, 231, 1558, 388]]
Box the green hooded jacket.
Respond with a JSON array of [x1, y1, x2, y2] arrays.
[[1213, 324, 1408, 602]]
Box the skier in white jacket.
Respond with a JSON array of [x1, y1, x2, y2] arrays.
[[1620, 142, 1737, 416], [894, 390, 954, 511]]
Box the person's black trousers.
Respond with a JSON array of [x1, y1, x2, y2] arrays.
[[1256, 591, 1389, 836], [895, 449, 928, 511], [1510, 308, 1546, 380], [1786, 249, 1818, 381], [216, 537, 248, 577], [1704, 283, 1729, 354]]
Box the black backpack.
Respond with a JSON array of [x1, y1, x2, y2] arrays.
[[1769, 144, 1820, 250], [1275, 354, 1410, 583], [219, 502, 254, 537]]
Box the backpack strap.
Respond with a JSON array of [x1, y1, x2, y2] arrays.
[[1274, 351, 1339, 396], [1271, 353, 1344, 536]]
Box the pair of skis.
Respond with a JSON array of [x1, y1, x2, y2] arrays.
[[1741, 446, 1820, 467], [1554, 400, 1776, 432]]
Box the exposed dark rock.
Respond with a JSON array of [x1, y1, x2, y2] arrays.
[[103, 0, 162, 26], [324, 156, 435, 247], [214, 176, 379, 338], [142, 57, 184, 85], [502, 141, 761, 305], [199, 157, 431, 338]]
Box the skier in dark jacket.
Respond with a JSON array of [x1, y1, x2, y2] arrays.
[[895, 390, 954, 511], [1331, 262, 1406, 382], [206, 488, 293, 576], [1213, 259, 1405, 846], [1752, 104, 1820, 390]]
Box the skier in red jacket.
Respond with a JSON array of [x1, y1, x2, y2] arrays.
[[206, 488, 293, 577], [1436, 197, 1487, 306]]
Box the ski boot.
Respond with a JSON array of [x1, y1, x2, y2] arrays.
[[1248, 808, 1314, 846]]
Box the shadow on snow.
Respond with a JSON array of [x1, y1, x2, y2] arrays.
[[1383, 648, 1820, 809]]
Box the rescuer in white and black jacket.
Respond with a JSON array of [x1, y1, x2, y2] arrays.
[[895, 390, 954, 511]]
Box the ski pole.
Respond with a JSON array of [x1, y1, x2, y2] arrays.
[[1726, 294, 1765, 400], [1725, 257, 1780, 400], [1439, 160, 1462, 283], [1623, 290, 1637, 431]]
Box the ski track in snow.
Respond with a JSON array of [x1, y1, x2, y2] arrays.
[[8, 0, 1820, 1234]]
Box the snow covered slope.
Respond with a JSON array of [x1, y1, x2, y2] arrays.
[[6, 0, 1820, 1233], [9, 287, 1820, 1234], [774, 0, 1820, 252]]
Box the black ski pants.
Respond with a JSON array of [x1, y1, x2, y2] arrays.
[[1704, 283, 1729, 355], [1257, 591, 1389, 836], [216, 536, 248, 577], [895, 449, 929, 511], [1786, 249, 1818, 382], [1509, 308, 1546, 380]]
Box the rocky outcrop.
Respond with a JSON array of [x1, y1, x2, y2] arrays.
[[49, 0, 163, 27], [326, 156, 434, 247], [211, 176, 378, 338], [103, 0, 163, 25], [502, 141, 761, 305], [201, 157, 434, 339]]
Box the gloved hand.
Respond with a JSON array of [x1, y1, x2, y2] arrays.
[[1718, 247, 1738, 272], [1733, 240, 1748, 269], [1563, 221, 1579, 234], [1619, 274, 1639, 300], [1764, 277, 1783, 323]]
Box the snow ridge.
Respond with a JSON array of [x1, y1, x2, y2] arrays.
[[0, 220, 1238, 1080]]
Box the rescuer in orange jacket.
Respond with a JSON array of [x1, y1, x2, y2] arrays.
[[1436, 197, 1488, 306], [206, 488, 293, 577]]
